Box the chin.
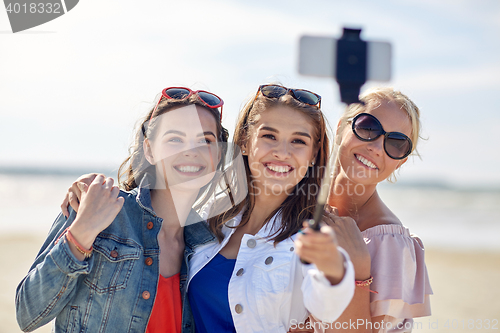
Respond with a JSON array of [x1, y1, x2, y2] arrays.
[[169, 172, 217, 192]]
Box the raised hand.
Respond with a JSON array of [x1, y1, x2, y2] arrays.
[[322, 206, 371, 280], [60, 173, 101, 217], [295, 222, 346, 285], [67, 175, 124, 259]]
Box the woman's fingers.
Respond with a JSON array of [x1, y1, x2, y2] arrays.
[[68, 191, 80, 212], [103, 177, 114, 190], [76, 182, 89, 194], [91, 174, 106, 186], [325, 205, 339, 215], [60, 173, 112, 218], [329, 205, 340, 216], [296, 225, 345, 283], [296, 226, 338, 258], [111, 185, 120, 198], [60, 193, 70, 218]]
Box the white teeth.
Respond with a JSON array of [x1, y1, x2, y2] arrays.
[[177, 166, 202, 173], [356, 155, 377, 169], [267, 164, 291, 173]]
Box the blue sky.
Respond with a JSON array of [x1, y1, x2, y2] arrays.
[[1, 0, 499, 188]]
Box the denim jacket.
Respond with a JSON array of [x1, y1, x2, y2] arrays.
[[16, 177, 215, 333]]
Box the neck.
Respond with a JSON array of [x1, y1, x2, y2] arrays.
[[327, 171, 377, 220], [150, 185, 199, 234], [245, 186, 287, 233]]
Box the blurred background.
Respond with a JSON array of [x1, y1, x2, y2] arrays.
[[1, 0, 499, 332]]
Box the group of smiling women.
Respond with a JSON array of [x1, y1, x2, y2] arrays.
[[16, 84, 432, 333]]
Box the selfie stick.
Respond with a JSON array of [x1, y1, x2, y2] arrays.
[[303, 28, 368, 233]]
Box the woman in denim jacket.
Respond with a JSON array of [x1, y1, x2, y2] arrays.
[[16, 88, 229, 333]]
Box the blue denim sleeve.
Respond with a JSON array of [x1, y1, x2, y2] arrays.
[[15, 209, 94, 332]]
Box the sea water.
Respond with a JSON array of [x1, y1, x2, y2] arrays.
[[1, 172, 499, 251]]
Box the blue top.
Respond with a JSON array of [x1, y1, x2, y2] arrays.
[[15, 174, 216, 333], [188, 253, 237, 333]]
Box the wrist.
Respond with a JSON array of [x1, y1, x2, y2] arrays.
[[69, 219, 99, 249], [355, 268, 371, 281], [55, 227, 94, 261], [325, 251, 346, 285], [354, 257, 371, 280]]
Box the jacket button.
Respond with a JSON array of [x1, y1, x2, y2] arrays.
[[142, 291, 150, 300], [247, 239, 256, 248], [290, 247, 294, 251], [235, 304, 243, 314], [145, 257, 153, 266], [110, 250, 118, 258], [265, 256, 273, 265], [236, 268, 245, 276], [147, 222, 154, 230]]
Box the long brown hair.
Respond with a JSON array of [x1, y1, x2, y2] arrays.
[[208, 91, 330, 244], [118, 94, 229, 207]]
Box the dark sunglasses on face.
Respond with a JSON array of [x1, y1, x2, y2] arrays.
[[351, 113, 413, 160], [151, 87, 224, 121], [258, 84, 322, 108]]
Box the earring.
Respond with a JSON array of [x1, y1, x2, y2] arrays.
[[311, 161, 315, 166], [242, 150, 246, 154]]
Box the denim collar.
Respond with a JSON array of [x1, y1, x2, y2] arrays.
[[135, 174, 156, 216], [135, 174, 215, 249]]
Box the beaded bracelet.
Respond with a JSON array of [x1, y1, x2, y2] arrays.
[[355, 276, 378, 294], [66, 228, 93, 258], [56, 227, 93, 258]]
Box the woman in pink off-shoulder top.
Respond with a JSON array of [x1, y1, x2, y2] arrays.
[[315, 87, 432, 333]]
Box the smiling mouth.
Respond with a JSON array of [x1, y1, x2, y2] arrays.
[[355, 154, 378, 170], [174, 165, 205, 174], [264, 163, 293, 175]]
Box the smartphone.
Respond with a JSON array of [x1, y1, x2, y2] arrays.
[[298, 35, 392, 81]]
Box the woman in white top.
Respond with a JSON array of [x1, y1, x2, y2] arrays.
[[184, 84, 355, 333]]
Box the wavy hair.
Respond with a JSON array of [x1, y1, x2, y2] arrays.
[[118, 94, 229, 208], [208, 91, 330, 244]]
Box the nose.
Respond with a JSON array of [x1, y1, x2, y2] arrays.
[[366, 136, 384, 156], [183, 140, 202, 157], [272, 140, 291, 160]]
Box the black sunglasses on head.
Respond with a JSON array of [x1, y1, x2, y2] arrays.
[[351, 113, 412, 160], [258, 84, 321, 108]]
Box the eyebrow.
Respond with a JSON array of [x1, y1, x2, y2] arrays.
[[260, 126, 312, 139], [199, 131, 217, 138], [162, 130, 217, 138]]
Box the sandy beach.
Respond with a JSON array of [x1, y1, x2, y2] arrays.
[[2, 234, 499, 333]]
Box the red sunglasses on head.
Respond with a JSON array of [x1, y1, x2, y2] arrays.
[[151, 87, 224, 121]]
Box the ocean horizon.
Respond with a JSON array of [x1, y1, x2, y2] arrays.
[[1, 168, 499, 252]]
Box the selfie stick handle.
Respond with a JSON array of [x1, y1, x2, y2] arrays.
[[307, 143, 338, 232], [299, 145, 338, 264], [307, 28, 366, 230]]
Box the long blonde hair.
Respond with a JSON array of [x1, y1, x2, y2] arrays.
[[337, 87, 422, 182]]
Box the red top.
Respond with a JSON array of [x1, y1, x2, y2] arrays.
[[146, 273, 182, 333]]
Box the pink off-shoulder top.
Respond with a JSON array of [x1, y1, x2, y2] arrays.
[[362, 224, 433, 332]]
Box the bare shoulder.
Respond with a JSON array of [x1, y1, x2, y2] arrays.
[[358, 193, 402, 230]]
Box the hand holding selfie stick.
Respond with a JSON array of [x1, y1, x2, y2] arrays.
[[298, 27, 392, 262]]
